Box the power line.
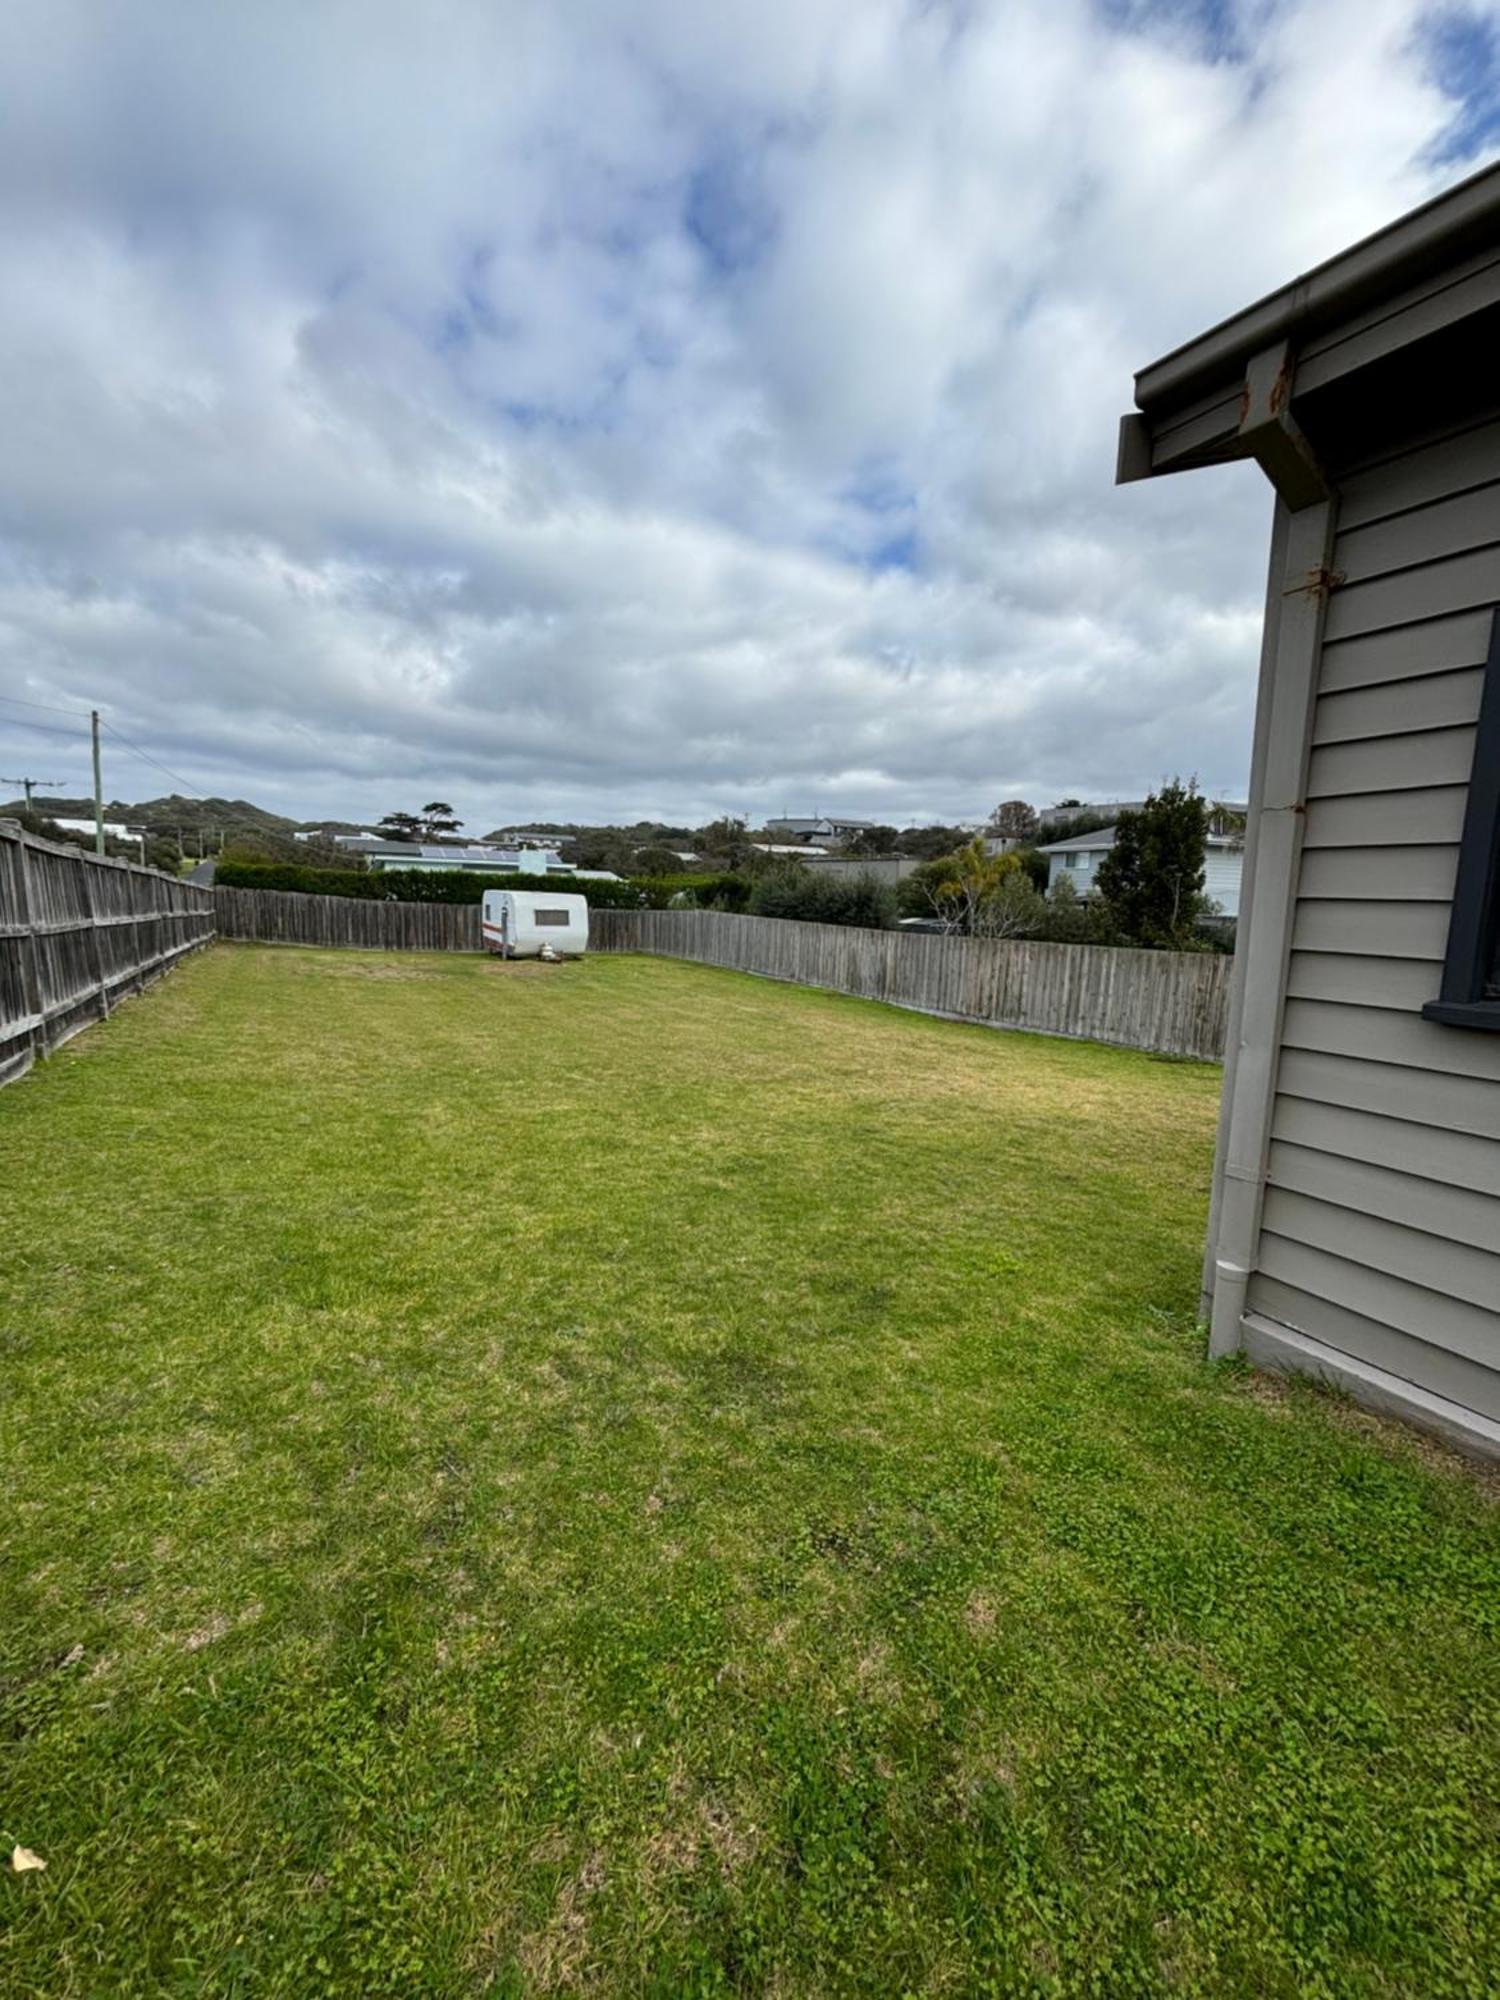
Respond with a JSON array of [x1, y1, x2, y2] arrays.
[[3, 693, 206, 815], [98, 720, 202, 797], [0, 691, 94, 718], [0, 717, 92, 743]]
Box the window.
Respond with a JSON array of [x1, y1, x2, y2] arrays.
[[1422, 609, 1500, 1031], [1065, 852, 1081, 869], [534, 909, 571, 926]]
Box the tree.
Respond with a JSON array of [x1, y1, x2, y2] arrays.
[[632, 842, 687, 876], [563, 829, 636, 873], [895, 823, 969, 860], [419, 802, 463, 839], [1036, 872, 1108, 944], [987, 799, 1038, 844], [902, 837, 1026, 935], [376, 810, 423, 843], [841, 824, 899, 857], [143, 833, 183, 875], [1014, 845, 1049, 892], [1094, 779, 1209, 948], [1041, 808, 1117, 846], [749, 865, 896, 929], [970, 872, 1046, 938], [697, 816, 754, 870], [375, 804, 464, 843]]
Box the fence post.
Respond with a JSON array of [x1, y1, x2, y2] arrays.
[[80, 848, 111, 1020], [10, 827, 45, 1067], [0, 820, 215, 1087]]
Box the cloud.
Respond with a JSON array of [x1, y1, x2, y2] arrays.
[[0, 0, 1491, 827]]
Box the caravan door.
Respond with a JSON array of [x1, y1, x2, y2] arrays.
[[481, 889, 511, 957]]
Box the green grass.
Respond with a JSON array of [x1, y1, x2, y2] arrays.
[[2, 945, 1496, 1998]]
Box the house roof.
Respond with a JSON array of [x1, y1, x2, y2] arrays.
[[1131, 160, 1500, 420], [1118, 162, 1500, 506], [1039, 799, 1150, 821], [1040, 828, 1248, 860], [1037, 826, 1119, 854], [1038, 826, 1244, 856], [765, 815, 876, 831]]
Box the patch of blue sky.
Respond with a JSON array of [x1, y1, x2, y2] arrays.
[[431, 257, 510, 354], [684, 148, 779, 277], [869, 529, 919, 572], [833, 462, 921, 572], [1418, 8, 1500, 161], [842, 461, 919, 518], [1094, 0, 1248, 63]]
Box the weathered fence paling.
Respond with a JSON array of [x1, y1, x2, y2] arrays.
[[587, 909, 1230, 1059], [213, 886, 482, 952], [0, 819, 215, 1085]]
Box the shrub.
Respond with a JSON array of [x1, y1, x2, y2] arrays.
[[749, 866, 896, 929], [213, 860, 648, 908], [693, 872, 753, 912], [216, 860, 378, 898], [632, 871, 750, 911], [382, 869, 649, 908], [895, 840, 1023, 934], [1014, 845, 1049, 893], [631, 843, 689, 877], [1034, 875, 1120, 945], [976, 873, 1048, 938]]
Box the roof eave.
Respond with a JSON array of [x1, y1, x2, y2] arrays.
[[1131, 159, 1500, 419]]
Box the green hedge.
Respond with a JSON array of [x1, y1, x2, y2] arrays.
[[213, 856, 736, 912], [748, 868, 896, 929], [634, 871, 751, 911], [215, 860, 376, 898], [213, 859, 735, 910]]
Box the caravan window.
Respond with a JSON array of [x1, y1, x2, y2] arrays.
[[534, 909, 571, 925]]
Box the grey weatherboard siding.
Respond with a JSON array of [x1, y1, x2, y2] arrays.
[[1120, 162, 1500, 1458]]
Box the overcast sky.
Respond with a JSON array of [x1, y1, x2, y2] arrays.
[[1, 1, 1496, 831]]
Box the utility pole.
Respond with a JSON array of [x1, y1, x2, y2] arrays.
[[2, 775, 66, 814], [91, 710, 105, 855]]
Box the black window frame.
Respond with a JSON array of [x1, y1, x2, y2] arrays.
[[1421, 607, 1500, 1032]]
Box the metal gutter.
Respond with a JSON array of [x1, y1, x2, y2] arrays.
[[1134, 160, 1500, 416]]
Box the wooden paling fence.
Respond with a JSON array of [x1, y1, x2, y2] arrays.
[[214, 885, 481, 952], [211, 888, 1230, 1059], [0, 819, 215, 1085], [589, 908, 1231, 1059]]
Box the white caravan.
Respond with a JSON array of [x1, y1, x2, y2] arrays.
[[481, 889, 589, 959]]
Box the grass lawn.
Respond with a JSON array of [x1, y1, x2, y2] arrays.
[[2, 945, 1497, 1997]]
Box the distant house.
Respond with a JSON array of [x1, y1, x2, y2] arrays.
[[1117, 160, 1500, 1459], [764, 815, 877, 846], [799, 854, 920, 886], [1037, 812, 1247, 917], [48, 816, 142, 845], [363, 842, 619, 881], [1036, 798, 1153, 833]]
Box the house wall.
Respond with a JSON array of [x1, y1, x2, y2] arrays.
[[1203, 847, 1243, 918], [799, 855, 920, 885], [1045, 849, 1102, 893], [1242, 407, 1500, 1429], [1043, 841, 1241, 914]]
